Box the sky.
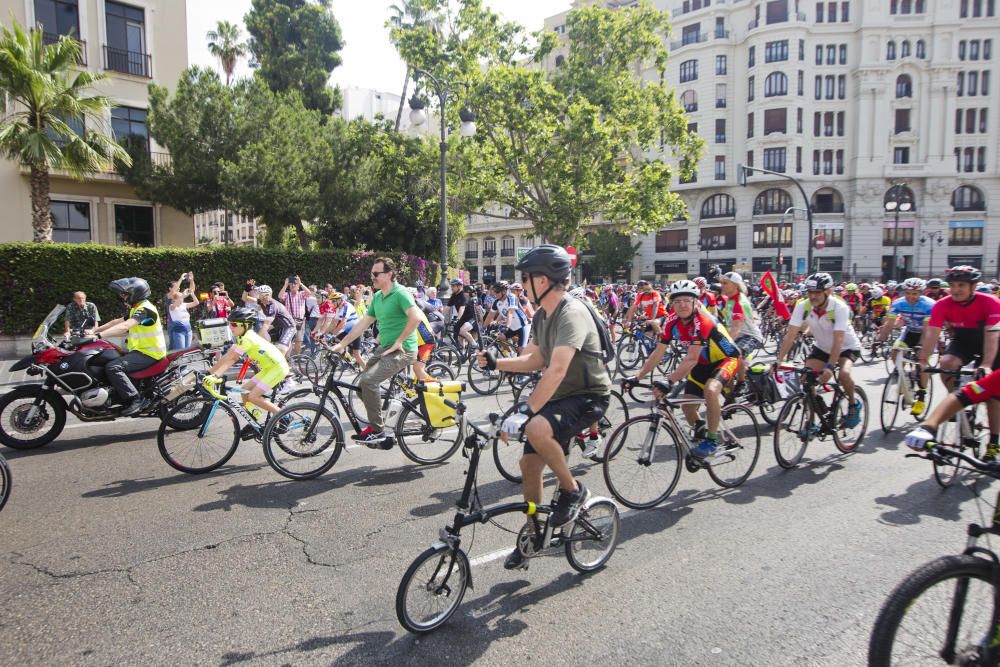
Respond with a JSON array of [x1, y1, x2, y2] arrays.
[[187, 1, 572, 95]]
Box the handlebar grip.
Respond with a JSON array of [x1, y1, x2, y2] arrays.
[[444, 399, 459, 409]]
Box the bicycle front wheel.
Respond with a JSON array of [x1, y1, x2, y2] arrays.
[[565, 499, 620, 573], [833, 386, 869, 453], [262, 403, 344, 480], [615, 337, 645, 372], [933, 416, 965, 488], [157, 398, 240, 474], [396, 545, 471, 634], [493, 402, 528, 483], [395, 402, 463, 465], [880, 371, 902, 435], [0, 453, 10, 512], [773, 394, 812, 469], [868, 554, 998, 667], [466, 362, 503, 396], [602, 414, 681, 510], [707, 404, 761, 488]]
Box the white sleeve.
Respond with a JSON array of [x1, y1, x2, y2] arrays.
[[789, 300, 807, 327], [833, 301, 850, 331]]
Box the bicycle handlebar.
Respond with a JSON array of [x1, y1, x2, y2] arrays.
[[907, 446, 1000, 477]]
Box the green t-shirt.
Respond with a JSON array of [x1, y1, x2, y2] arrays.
[[531, 297, 612, 401], [371, 282, 418, 353]]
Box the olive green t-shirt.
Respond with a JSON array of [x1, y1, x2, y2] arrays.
[[531, 297, 612, 400], [371, 282, 418, 353]]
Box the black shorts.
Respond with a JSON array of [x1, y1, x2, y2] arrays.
[[944, 341, 1000, 370], [505, 327, 524, 347], [807, 347, 861, 364], [734, 334, 764, 358], [686, 358, 738, 397], [525, 394, 610, 455], [896, 329, 922, 350], [336, 329, 361, 351], [269, 324, 295, 348]]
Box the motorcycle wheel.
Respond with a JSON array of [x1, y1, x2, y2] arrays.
[[0, 387, 67, 449]]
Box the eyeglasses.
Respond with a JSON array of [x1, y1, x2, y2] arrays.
[[672, 297, 695, 305], [807, 290, 826, 295], [228, 322, 243, 328], [370, 271, 387, 278]]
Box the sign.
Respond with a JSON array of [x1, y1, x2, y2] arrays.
[[796, 257, 806, 275], [566, 245, 578, 267], [882, 220, 915, 229], [815, 235, 825, 250], [733, 262, 752, 273], [515, 247, 532, 262], [949, 220, 984, 229], [813, 221, 844, 231]]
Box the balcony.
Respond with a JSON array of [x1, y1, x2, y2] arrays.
[[716, 98, 727, 108], [465, 250, 478, 260], [684, 103, 699, 112], [103, 45, 151, 78], [43, 33, 87, 65], [747, 12, 807, 31], [482, 250, 496, 258], [500, 247, 515, 257], [672, 33, 708, 50], [672, 0, 725, 17]]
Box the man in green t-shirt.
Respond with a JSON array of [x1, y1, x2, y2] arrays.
[[333, 257, 419, 448]]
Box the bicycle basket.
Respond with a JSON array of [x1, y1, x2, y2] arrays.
[[196, 318, 232, 348], [747, 363, 781, 403], [774, 368, 801, 399], [418, 381, 465, 427]]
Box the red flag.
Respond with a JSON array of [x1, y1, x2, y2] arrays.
[[760, 271, 792, 320]]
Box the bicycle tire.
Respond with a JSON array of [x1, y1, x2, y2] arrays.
[[615, 337, 645, 372], [289, 354, 319, 384], [262, 402, 344, 480], [833, 386, 868, 453], [395, 402, 463, 465], [424, 361, 457, 381], [564, 498, 620, 573], [466, 361, 502, 396], [396, 545, 471, 634], [773, 394, 812, 469], [0, 453, 10, 512], [758, 397, 781, 426], [880, 371, 902, 435], [157, 397, 240, 474], [602, 414, 682, 510], [493, 402, 528, 483], [868, 554, 998, 667], [707, 403, 761, 488], [934, 417, 965, 488]]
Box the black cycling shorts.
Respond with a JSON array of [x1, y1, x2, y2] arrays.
[[944, 341, 1000, 370], [807, 347, 861, 364], [525, 394, 610, 455]]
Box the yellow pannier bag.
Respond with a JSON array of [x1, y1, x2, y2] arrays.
[[418, 381, 464, 428]]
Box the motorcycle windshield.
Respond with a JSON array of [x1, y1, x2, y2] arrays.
[[33, 305, 66, 341]]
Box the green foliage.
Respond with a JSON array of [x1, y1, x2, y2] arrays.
[[245, 0, 345, 114], [0, 243, 429, 335], [206, 20, 247, 86], [583, 228, 641, 282]]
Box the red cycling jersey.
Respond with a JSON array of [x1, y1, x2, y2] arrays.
[[928, 293, 1000, 349], [636, 290, 666, 320], [845, 292, 864, 312], [960, 368, 1000, 405], [660, 309, 740, 366], [699, 292, 717, 311]]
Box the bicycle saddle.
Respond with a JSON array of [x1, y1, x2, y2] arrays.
[[652, 380, 671, 394]]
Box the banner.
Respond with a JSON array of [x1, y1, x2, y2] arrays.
[[760, 271, 791, 320]]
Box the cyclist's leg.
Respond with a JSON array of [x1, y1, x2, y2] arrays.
[[523, 416, 576, 494], [358, 348, 415, 432], [413, 343, 435, 381], [838, 353, 858, 403], [243, 365, 287, 415], [938, 351, 968, 393]]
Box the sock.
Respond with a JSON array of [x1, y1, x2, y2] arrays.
[[589, 429, 599, 438], [707, 432, 718, 441]]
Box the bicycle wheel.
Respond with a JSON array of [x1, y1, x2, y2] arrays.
[[859, 333, 876, 363], [832, 386, 868, 453], [466, 361, 502, 396], [615, 337, 645, 372], [565, 498, 620, 573], [424, 361, 457, 381], [395, 402, 463, 465], [396, 545, 471, 634], [0, 453, 10, 512], [882, 346, 895, 375], [262, 403, 344, 480], [493, 402, 528, 483], [602, 414, 682, 510], [868, 555, 997, 667], [157, 398, 240, 474], [773, 394, 812, 469], [934, 417, 965, 488], [290, 354, 319, 384], [707, 404, 761, 488], [880, 371, 903, 435], [758, 396, 781, 426]]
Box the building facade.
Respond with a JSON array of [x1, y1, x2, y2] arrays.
[[193, 210, 259, 247], [0, 0, 193, 246]]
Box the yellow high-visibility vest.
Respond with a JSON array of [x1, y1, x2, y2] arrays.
[[127, 300, 166, 360]]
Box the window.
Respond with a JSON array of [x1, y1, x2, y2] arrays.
[[968, 71, 978, 96], [796, 146, 803, 172], [839, 44, 847, 64], [971, 40, 980, 60], [34, 0, 81, 42], [916, 40, 925, 58], [842, 2, 850, 20], [797, 70, 804, 95], [766, 0, 789, 24], [700, 226, 737, 250], [883, 226, 914, 246], [50, 199, 90, 243], [901, 40, 911, 58], [982, 71, 990, 95], [887, 41, 896, 60], [816, 2, 824, 21], [812, 149, 821, 174], [46, 113, 84, 145], [655, 228, 688, 253], [753, 223, 793, 248], [765, 40, 789, 63], [501, 236, 515, 257], [948, 226, 983, 246], [764, 71, 788, 96], [715, 156, 726, 180], [838, 75, 846, 99], [825, 75, 835, 99], [812, 188, 845, 213], [764, 108, 787, 134], [111, 106, 148, 155], [716, 83, 727, 108], [966, 108, 977, 133], [799, 39, 805, 60], [822, 149, 833, 174], [682, 23, 701, 46], [893, 147, 910, 164], [981, 108, 989, 133], [836, 149, 844, 174], [819, 229, 844, 248], [823, 111, 834, 136], [716, 55, 727, 75], [715, 16, 726, 38], [701, 193, 736, 219], [715, 118, 726, 143], [814, 75, 822, 99], [960, 41, 967, 61], [956, 109, 963, 133], [748, 46, 755, 67], [978, 147, 987, 172], [554, 55, 564, 67], [465, 239, 478, 259], [797, 107, 803, 133], [681, 89, 698, 112], [816, 45, 823, 65], [748, 75, 755, 101], [105, 1, 149, 77], [813, 111, 821, 137], [753, 188, 793, 215], [747, 112, 754, 137], [114, 204, 154, 246], [827, 45, 836, 65], [958, 71, 965, 96], [896, 74, 912, 98], [836, 111, 845, 136], [687, 122, 698, 135], [680, 59, 698, 82], [952, 185, 986, 211], [895, 108, 911, 133], [986, 39, 993, 60], [747, 149, 754, 167]]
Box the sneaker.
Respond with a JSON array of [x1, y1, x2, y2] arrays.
[[691, 419, 708, 442], [120, 398, 143, 417], [356, 430, 395, 450], [691, 438, 719, 460], [985, 446, 1000, 462], [844, 399, 862, 428], [549, 482, 590, 528], [582, 435, 602, 458], [910, 400, 926, 417], [503, 548, 528, 571], [352, 426, 375, 442]]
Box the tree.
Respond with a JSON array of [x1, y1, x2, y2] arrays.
[[0, 21, 130, 241], [387, 1, 442, 132], [584, 227, 640, 281], [245, 0, 345, 115], [206, 20, 247, 86]]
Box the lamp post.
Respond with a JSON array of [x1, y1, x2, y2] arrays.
[[919, 230, 945, 278], [885, 183, 912, 283], [698, 235, 720, 277], [777, 206, 808, 285], [736, 163, 816, 276], [407, 68, 477, 290]]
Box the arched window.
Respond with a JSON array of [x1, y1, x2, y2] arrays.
[[680, 89, 698, 112], [887, 41, 897, 60], [700, 194, 736, 219], [901, 40, 911, 58], [753, 189, 794, 215], [811, 187, 845, 213], [916, 40, 926, 58], [764, 71, 788, 97], [884, 185, 917, 212], [896, 74, 913, 98], [555, 55, 565, 67], [952, 185, 986, 211]]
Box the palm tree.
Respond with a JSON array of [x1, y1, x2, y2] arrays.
[[388, 1, 441, 132], [206, 20, 246, 87], [0, 20, 131, 242]]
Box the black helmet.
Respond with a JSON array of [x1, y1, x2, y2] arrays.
[[109, 277, 150, 304], [228, 307, 257, 326], [945, 265, 982, 283], [805, 273, 834, 290], [515, 244, 572, 281], [927, 278, 943, 288]]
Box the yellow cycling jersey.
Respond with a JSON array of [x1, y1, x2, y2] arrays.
[[868, 296, 892, 315], [233, 329, 288, 371]]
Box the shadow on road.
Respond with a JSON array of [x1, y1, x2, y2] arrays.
[[875, 474, 996, 526], [1, 428, 157, 459], [80, 462, 269, 499]]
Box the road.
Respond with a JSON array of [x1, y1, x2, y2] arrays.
[[0, 357, 993, 665]]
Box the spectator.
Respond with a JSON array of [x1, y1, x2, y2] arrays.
[[416, 287, 445, 336], [278, 274, 312, 356], [166, 272, 200, 350], [64, 291, 100, 335], [303, 285, 321, 354], [207, 282, 234, 319]]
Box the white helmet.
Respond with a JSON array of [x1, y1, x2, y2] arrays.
[[870, 287, 884, 300], [670, 280, 699, 299], [902, 277, 926, 291], [569, 287, 587, 298], [256, 284, 272, 296]]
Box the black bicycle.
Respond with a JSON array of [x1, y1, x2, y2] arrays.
[[395, 403, 621, 633], [0, 452, 10, 512], [869, 445, 1000, 665]]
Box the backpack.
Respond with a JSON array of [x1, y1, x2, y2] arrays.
[[571, 296, 615, 364], [798, 295, 852, 322]]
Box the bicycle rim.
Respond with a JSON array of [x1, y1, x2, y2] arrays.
[[396, 546, 470, 634], [396, 403, 462, 465], [263, 403, 343, 480], [466, 363, 502, 396], [157, 398, 239, 474], [589, 391, 630, 463], [773, 395, 810, 469], [0, 454, 10, 512], [880, 371, 901, 435], [424, 362, 456, 382], [833, 387, 868, 453], [707, 404, 761, 488], [616, 338, 643, 370], [602, 415, 681, 510], [493, 402, 527, 483], [933, 417, 964, 488], [565, 499, 620, 572]]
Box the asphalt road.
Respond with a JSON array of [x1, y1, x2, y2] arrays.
[[1, 357, 995, 666]]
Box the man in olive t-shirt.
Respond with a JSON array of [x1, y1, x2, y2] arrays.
[[333, 257, 419, 448]]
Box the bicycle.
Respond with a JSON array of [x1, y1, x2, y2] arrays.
[[772, 366, 869, 469], [869, 445, 1000, 665], [601, 380, 761, 510], [923, 367, 989, 488], [0, 451, 10, 512], [395, 404, 620, 634], [879, 342, 934, 434]]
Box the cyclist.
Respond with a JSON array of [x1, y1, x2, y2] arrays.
[[905, 367, 1000, 451], [776, 272, 864, 427], [623, 280, 741, 460], [478, 244, 610, 569], [918, 265, 1000, 458], [867, 286, 892, 331], [625, 279, 666, 339], [483, 281, 528, 352], [924, 278, 948, 301], [599, 285, 621, 342], [203, 307, 290, 439], [718, 272, 764, 387], [412, 303, 438, 382], [877, 277, 935, 415], [322, 292, 367, 371], [694, 277, 718, 317], [256, 285, 296, 356]]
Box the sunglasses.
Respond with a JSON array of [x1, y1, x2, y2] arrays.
[[371, 271, 388, 278], [228, 322, 244, 328], [807, 289, 826, 295]]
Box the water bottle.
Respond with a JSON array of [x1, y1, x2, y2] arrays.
[[244, 402, 264, 422], [384, 399, 404, 434]]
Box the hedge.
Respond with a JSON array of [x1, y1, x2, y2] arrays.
[[0, 243, 432, 336]]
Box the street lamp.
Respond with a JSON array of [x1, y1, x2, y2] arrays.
[[885, 183, 912, 282], [777, 206, 808, 285], [408, 68, 477, 289], [736, 163, 816, 276], [698, 235, 721, 277], [919, 230, 945, 278]]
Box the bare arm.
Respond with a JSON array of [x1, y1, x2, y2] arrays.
[[775, 324, 803, 363], [522, 346, 575, 414], [982, 330, 1000, 374], [492, 341, 546, 374]]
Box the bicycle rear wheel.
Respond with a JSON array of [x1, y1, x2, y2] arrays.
[[934, 416, 965, 488], [157, 398, 240, 474], [565, 498, 620, 572], [395, 402, 463, 464], [466, 362, 503, 396], [868, 554, 997, 667], [707, 404, 761, 488], [424, 361, 456, 381], [832, 386, 868, 453], [602, 414, 681, 510], [0, 453, 10, 512], [290, 354, 320, 384], [615, 337, 645, 372], [396, 545, 471, 634], [262, 403, 344, 480], [773, 395, 812, 469], [493, 402, 528, 483], [880, 371, 902, 434]]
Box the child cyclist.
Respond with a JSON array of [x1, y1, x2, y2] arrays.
[[203, 307, 290, 437]]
